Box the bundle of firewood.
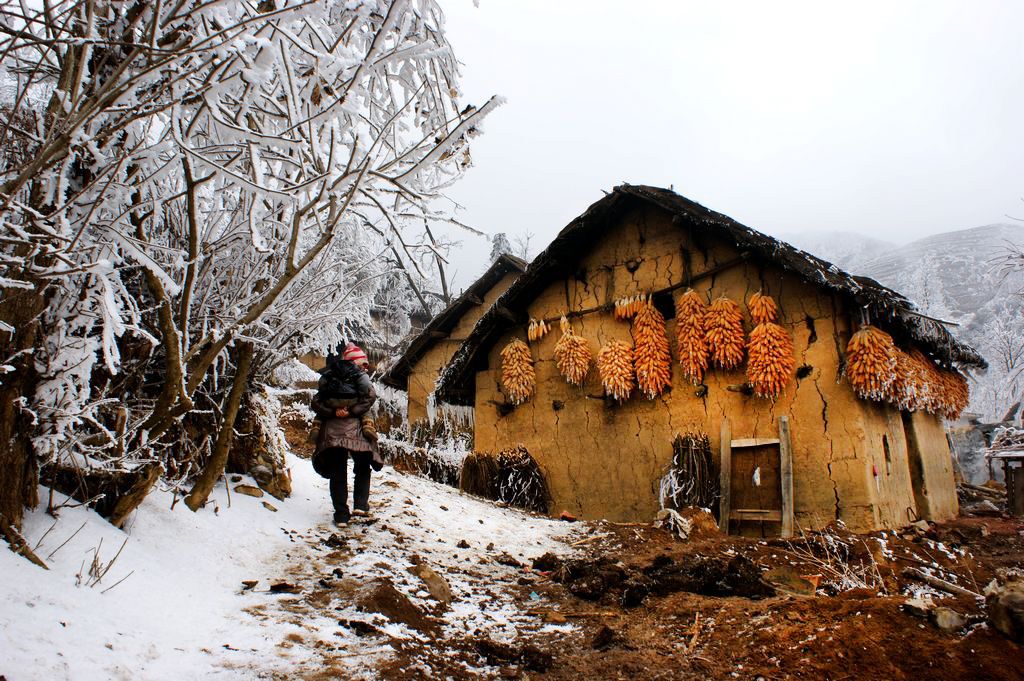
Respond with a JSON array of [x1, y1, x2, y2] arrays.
[[500, 339, 535, 405], [674, 289, 709, 385], [632, 301, 672, 398], [597, 340, 635, 401], [553, 316, 592, 386], [704, 295, 745, 369]]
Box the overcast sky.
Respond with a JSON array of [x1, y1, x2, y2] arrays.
[[435, 1, 1024, 288]]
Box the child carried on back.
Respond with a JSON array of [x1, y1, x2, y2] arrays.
[[313, 343, 378, 444]]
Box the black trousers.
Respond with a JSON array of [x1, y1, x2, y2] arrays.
[[326, 448, 372, 515]]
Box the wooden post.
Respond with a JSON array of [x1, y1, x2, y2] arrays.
[[779, 415, 794, 538], [719, 418, 731, 534]]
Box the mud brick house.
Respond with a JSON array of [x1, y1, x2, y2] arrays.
[[383, 253, 527, 430], [435, 185, 986, 533]]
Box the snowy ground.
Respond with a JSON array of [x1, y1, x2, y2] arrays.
[[0, 456, 581, 680]]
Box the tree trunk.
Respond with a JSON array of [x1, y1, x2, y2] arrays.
[[0, 282, 46, 530], [184, 342, 254, 512]]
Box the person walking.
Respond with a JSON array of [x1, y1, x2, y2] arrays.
[[311, 343, 383, 525]]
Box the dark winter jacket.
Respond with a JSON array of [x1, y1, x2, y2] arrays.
[[311, 382, 383, 469]]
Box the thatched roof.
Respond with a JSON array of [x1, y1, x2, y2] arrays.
[[381, 253, 527, 388], [435, 184, 986, 405]]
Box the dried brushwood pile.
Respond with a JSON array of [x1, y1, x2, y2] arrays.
[[496, 446, 551, 514], [674, 289, 709, 385], [632, 301, 672, 398], [845, 325, 896, 400], [597, 340, 635, 401], [659, 432, 717, 511], [745, 293, 795, 399], [553, 316, 592, 386], [500, 339, 535, 405], [459, 451, 501, 499], [704, 296, 745, 369]]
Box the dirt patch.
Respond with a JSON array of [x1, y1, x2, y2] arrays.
[[355, 578, 440, 636]]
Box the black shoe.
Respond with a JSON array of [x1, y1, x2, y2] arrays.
[[333, 509, 350, 525]]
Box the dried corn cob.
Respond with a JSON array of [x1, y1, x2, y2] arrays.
[[632, 301, 672, 398], [528, 318, 552, 343], [885, 348, 925, 411], [748, 291, 779, 325], [675, 289, 709, 384], [905, 350, 942, 413], [597, 340, 635, 401], [746, 322, 795, 399], [845, 326, 896, 400], [704, 296, 745, 369], [940, 369, 970, 420], [500, 339, 535, 405], [554, 317, 592, 386]]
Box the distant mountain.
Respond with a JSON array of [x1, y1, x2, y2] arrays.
[[778, 231, 896, 271], [784, 224, 1024, 423]]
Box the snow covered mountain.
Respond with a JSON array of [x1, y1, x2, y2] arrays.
[[784, 224, 1024, 420]]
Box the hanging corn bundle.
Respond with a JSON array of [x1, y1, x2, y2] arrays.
[[909, 349, 944, 414], [597, 340, 635, 401], [500, 339, 535, 405], [614, 294, 647, 321], [527, 318, 552, 343], [747, 291, 779, 325], [675, 289, 709, 385], [845, 326, 897, 400], [632, 300, 672, 398], [704, 296, 745, 369], [553, 316, 592, 386], [885, 348, 927, 411], [746, 322, 795, 399], [940, 369, 970, 420]]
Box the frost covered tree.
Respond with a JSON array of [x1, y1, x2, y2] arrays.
[[0, 0, 500, 528]]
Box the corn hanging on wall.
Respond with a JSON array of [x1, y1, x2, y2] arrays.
[[597, 340, 635, 401], [845, 326, 896, 400], [908, 349, 944, 414], [500, 339, 535, 405], [704, 296, 745, 369], [614, 295, 647, 321], [746, 322, 795, 399], [940, 369, 970, 420], [747, 291, 779, 325], [632, 301, 672, 398], [885, 348, 926, 411], [527, 318, 551, 343], [675, 289, 709, 384], [553, 316, 592, 386]]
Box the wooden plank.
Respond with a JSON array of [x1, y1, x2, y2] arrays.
[[730, 437, 780, 448], [731, 509, 783, 522], [779, 415, 795, 539], [719, 419, 731, 534]]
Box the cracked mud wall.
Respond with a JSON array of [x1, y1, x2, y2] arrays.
[[472, 204, 957, 532], [406, 273, 520, 428]]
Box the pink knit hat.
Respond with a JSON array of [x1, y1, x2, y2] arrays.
[[341, 343, 368, 365]]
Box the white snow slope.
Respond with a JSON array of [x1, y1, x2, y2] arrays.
[[0, 458, 580, 680]]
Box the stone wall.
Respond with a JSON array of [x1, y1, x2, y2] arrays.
[[471, 204, 958, 532]]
